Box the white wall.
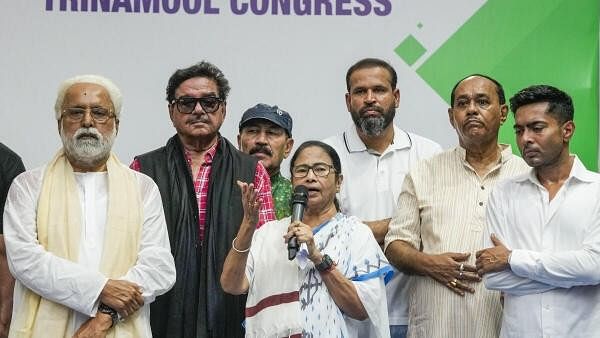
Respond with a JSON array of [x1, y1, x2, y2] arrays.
[[0, 0, 488, 169]]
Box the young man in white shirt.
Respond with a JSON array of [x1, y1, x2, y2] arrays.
[[476, 84, 600, 337]]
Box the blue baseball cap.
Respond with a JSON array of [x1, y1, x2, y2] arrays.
[[239, 103, 293, 137]]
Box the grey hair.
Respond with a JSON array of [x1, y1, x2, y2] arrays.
[[54, 74, 123, 120]]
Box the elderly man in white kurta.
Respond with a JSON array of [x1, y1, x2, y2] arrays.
[[384, 75, 529, 338], [3, 75, 175, 338]]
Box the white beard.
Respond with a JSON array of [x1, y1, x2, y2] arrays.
[[61, 124, 116, 168]]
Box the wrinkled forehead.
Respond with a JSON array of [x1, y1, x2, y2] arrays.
[[63, 82, 113, 106]]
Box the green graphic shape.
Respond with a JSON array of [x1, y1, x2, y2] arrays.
[[395, 34, 427, 66], [415, 0, 599, 170]]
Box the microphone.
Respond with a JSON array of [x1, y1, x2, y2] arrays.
[[288, 185, 308, 260]]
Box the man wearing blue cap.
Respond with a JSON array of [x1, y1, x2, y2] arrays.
[[238, 103, 294, 219]]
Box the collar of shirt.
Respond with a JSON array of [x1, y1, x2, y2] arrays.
[[183, 137, 220, 167], [343, 124, 411, 154], [518, 155, 596, 186], [455, 143, 514, 165]]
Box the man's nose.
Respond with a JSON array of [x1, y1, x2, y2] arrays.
[[255, 131, 268, 144], [81, 110, 94, 127], [364, 90, 376, 103], [466, 100, 479, 115]]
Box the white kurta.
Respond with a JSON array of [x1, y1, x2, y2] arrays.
[[484, 156, 600, 338], [324, 124, 441, 327], [385, 145, 529, 338], [3, 165, 176, 337]]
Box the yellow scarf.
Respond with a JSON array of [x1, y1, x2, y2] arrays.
[[10, 150, 143, 338]]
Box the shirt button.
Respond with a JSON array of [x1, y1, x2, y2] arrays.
[[480, 186, 485, 190], [479, 202, 484, 206]]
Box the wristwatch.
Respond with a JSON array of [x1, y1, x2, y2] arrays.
[[98, 303, 118, 328], [315, 254, 335, 273]]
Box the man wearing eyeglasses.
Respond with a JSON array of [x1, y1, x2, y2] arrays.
[[238, 103, 294, 220], [3, 75, 176, 337], [132, 61, 276, 338]]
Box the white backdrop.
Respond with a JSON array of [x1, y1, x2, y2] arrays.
[[0, 0, 488, 170]]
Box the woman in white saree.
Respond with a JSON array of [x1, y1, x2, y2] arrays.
[[221, 141, 392, 338]]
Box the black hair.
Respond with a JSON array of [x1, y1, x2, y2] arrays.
[[166, 61, 231, 102], [450, 74, 505, 106], [346, 58, 397, 92], [509, 85, 574, 124], [289, 140, 342, 211]]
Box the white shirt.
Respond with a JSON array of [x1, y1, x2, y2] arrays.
[[324, 124, 442, 326], [4, 165, 176, 337], [484, 156, 600, 338]]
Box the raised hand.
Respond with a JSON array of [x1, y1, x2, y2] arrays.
[[237, 181, 261, 228]]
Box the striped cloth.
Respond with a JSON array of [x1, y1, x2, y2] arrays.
[[385, 145, 529, 338]]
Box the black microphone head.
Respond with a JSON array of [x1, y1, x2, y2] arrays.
[[292, 185, 308, 205]]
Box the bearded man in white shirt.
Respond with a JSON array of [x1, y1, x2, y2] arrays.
[[323, 58, 441, 338], [3, 75, 176, 338], [476, 84, 600, 338]]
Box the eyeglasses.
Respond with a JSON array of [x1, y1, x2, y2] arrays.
[[61, 107, 115, 123], [291, 163, 335, 178], [171, 96, 223, 114]]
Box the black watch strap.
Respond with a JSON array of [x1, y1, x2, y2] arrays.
[[98, 303, 118, 328], [315, 254, 334, 273]]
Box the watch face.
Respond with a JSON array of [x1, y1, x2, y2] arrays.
[[316, 254, 333, 272]]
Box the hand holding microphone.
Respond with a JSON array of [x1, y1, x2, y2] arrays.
[[287, 185, 308, 260]]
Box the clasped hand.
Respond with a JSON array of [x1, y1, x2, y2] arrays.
[[425, 252, 481, 296]]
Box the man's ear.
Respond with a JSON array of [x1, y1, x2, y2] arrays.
[[562, 120, 575, 142], [345, 92, 351, 112], [447, 107, 456, 129], [499, 104, 508, 124], [168, 104, 175, 122], [283, 137, 294, 158]]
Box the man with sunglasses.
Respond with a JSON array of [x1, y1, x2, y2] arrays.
[[132, 61, 276, 338], [238, 103, 294, 219], [3, 75, 175, 337]]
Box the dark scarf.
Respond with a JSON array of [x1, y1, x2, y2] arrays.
[[136, 135, 257, 338]]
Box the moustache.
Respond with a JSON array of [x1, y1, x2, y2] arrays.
[[464, 117, 483, 125], [74, 128, 101, 140], [249, 146, 272, 157], [359, 105, 384, 115], [187, 114, 210, 124]]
